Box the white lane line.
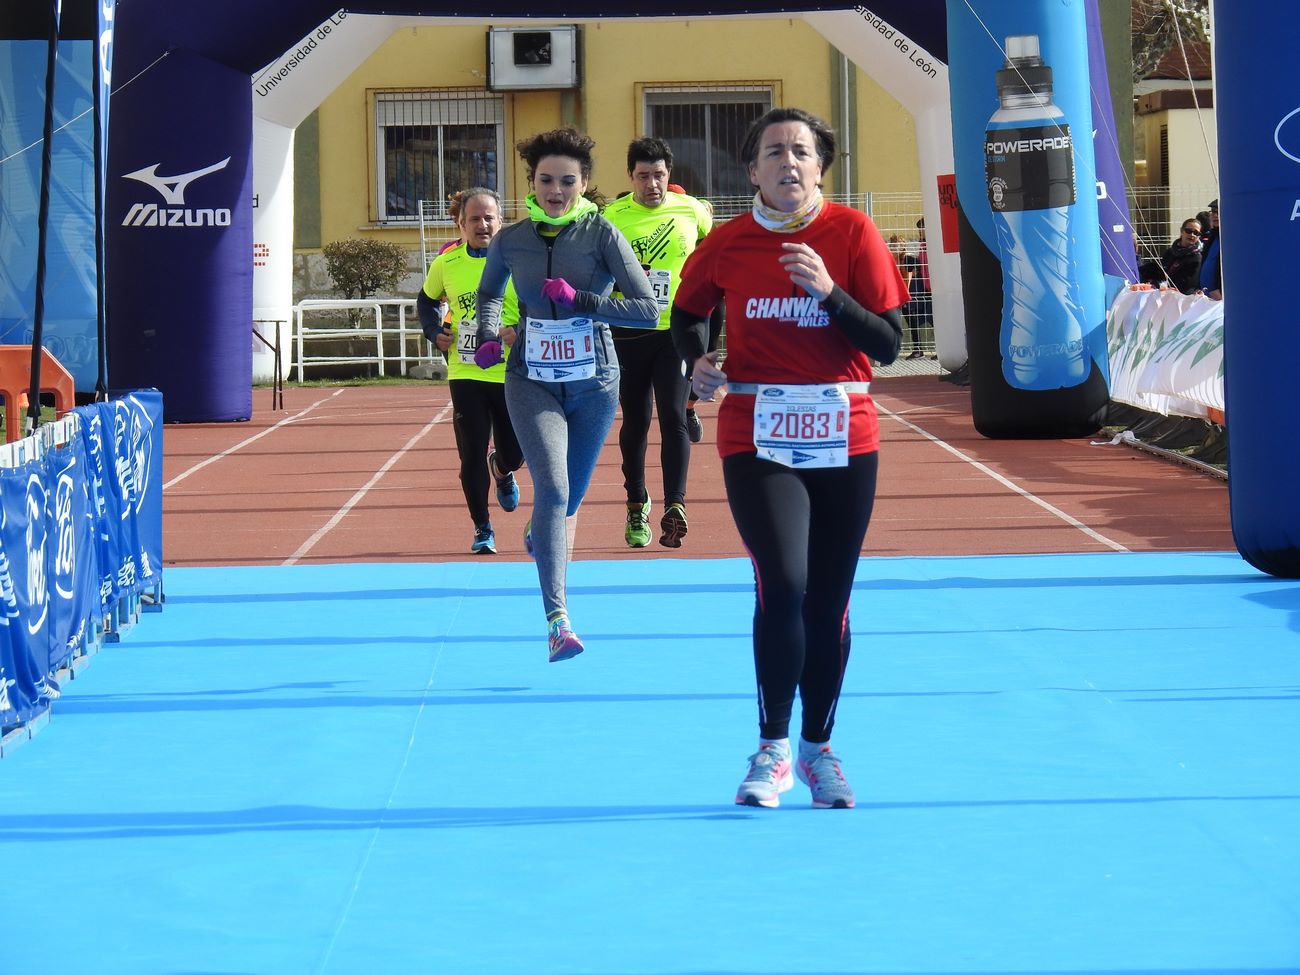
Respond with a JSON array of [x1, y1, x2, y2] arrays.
[[876, 401, 1130, 553], [283, 401, 455, 566], [163, 389, 348, 491]]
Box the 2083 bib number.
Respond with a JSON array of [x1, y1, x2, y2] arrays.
[[765, 408, 839, 441]]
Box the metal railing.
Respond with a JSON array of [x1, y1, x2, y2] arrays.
[[293, 298, 439, 380]]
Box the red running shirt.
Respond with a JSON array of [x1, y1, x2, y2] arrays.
[[674, 201, 909, 457]]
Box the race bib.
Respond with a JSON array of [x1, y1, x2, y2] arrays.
[[647, 268, 672, 312], [456, 319, 479, 365], [752, 384, 850, 468], [524, 317, 596, 382]]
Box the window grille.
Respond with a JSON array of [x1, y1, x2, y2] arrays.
[[643, 85, 773, 199], [375, 89, 504, 223]]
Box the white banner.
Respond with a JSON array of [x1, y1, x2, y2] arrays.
[[1106, 288, 1224, 417]]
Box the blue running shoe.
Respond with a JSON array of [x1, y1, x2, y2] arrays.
[[489, 450, 520, 512], [735, 742, 793, 808], [796, 740, 855, 809], [471, 523, 496, 555], [547, 615, 584, 662]]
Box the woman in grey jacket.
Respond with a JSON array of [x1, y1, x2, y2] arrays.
[[477, 128, 658, 662]]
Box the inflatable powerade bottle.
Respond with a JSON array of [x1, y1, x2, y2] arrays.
[[985, 34, 1088, 390]]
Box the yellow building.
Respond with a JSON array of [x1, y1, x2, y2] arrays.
[[293, 17, 922, 293]]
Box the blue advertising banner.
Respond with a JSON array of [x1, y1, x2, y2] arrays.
[[0, 37, 99, 393], [77, 402, 121, 612], [1, 388, 164, 735], [46, 433, 99, 672], [105, 390, 162, 592], [0, 460, 57, 730], [946, 0, 1110, 438]]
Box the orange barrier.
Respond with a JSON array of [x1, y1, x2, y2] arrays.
[[0, 346, 76, 444]]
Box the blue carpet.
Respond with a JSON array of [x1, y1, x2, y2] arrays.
[[2, 552, 1299, 974]]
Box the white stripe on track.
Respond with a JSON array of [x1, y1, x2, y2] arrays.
[[163, 389, 348, 491], [283, 401, 455, 566], [876, 402, 1130, 553]]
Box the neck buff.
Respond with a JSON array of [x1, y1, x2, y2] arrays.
[[751, 190, 824, 233], [526, 192, 598, 227]]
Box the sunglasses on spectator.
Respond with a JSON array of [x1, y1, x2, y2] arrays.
[[1181, 225, 1201, 235]]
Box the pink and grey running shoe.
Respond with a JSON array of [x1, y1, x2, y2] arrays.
[[547, 615, 584, 663]]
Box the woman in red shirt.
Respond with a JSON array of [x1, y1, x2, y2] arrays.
[[672, 107, 908, 809]]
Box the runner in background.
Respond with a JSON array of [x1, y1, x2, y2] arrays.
[[476, 127, 659, 662], [416, 188, 523, 555], [604, 138, 713, 548], [671, 107, 908, 809]]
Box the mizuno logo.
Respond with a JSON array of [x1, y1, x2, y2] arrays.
[[122, 158, 230, 204], [120, 158, 233, 229], [121, 204, 232, 228]]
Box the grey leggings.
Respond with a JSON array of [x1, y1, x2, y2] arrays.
[[505, 373, 619, 618]]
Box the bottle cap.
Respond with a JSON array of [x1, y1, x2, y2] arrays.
[[997, 33, 1053, 96]]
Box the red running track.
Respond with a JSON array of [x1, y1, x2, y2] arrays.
[[161, 378, 1233, 567]]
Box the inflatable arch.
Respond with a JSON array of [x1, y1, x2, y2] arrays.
[[13, 1, 1300, 578]]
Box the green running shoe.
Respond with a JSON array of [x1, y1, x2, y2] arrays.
[[624, 494, 652, 548]]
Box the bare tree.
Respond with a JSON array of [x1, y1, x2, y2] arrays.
[[1131, 0, 1210, 84]]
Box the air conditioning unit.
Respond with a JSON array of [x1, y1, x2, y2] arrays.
[[487, 26, 581, 91]]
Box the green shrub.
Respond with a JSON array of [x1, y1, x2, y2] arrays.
[[322, 238, 407, 300]]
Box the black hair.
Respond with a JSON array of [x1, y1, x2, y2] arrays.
[[738, 107, 836, 172], [516, 127, 595, 180], [626, 136, 673, 173]]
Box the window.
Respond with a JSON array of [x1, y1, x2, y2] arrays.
[[375, 89, 504, 223], [643, 85, 774, 199]]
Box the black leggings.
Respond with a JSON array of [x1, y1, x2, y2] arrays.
[[722, 451, 880, 743], [613, 328, 690, 505], [449, 379, 523, 527]]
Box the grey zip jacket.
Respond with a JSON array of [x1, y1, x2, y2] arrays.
[[477, 211, 660, 384]]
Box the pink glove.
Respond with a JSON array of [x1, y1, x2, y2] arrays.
[[541, 277, 578, 307], [474, 340, 504, 369]]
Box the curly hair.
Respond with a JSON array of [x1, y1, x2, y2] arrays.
[[739, 107, 836, 172], [516, 127, 596, 180]]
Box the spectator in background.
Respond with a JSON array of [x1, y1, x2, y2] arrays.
[[889, 234, 922, 357], [1193, 209, 1214, 246], [910, 217, 932, 358], [1199, 198, 1222, 300], [1160, 218, 1203, 295]]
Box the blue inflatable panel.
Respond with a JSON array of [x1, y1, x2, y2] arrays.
[[1213, 8, 1300, 577], [946, 0, 1110, 438], [105, 48, 251, 422]]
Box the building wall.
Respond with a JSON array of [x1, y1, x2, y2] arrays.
[[296, 17, 922, 298]]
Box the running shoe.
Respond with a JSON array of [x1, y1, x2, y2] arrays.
[[686, 408, 703, 444], [625, 495, 652, 548], [547, 615, 585, 663], [523, 519, 534, 558], [488, 450, 520, 513], [659, 502, 688, 548], [796, 741, 855, 809], [471, 523, 496, 555], [735, 742, 793, 808]]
